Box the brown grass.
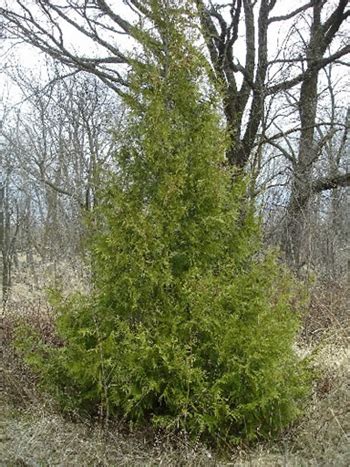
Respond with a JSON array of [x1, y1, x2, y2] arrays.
[[302, 280, 350, 342]]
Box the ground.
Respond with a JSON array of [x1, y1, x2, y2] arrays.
[[1, 283, 349, 466]]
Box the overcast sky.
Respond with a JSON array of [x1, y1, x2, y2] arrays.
[[0, 0, 348, 110]]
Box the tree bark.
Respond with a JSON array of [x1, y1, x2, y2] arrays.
[[283, 0, 349, 271]]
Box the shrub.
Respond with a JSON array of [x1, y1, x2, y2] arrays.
[[16, 0, 309, 445]]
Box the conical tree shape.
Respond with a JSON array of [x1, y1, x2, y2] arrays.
[[18, 0, 309, 444]]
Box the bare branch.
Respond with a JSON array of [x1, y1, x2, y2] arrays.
[[267, 44, 350, 95], [313, 172, 350, 192], [268, 1, 314, 24]]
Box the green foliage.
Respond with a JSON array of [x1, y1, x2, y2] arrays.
[[16, 0, 310, 444]]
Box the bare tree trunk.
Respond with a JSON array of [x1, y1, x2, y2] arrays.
[[0, 184, 4, 303], [2, 254, 12, 305], [1, 184, 12, 305], [0, 184, 4, 250], [283, 1, 323, 271], [284, 72, 318, 270], [0, 178, 20, 306]]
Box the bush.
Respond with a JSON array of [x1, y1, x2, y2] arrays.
[[16, 0, 310, 445]]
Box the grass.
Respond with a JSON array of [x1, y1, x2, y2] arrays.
[[2, 393, 217, 466], [1, 282, 349, 466]]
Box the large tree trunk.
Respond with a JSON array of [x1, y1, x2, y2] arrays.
[[284, 73, 318, 270], [283, 2, 322, 271]]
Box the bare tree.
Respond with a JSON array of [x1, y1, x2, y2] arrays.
[[195, 0, 350, 269], [0, 168, 21, 305], [0, 68, 122, 291], [258, 96, 349, 276], [1, 0, 349, 271]]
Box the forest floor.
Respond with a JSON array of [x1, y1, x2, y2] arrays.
[[2, 286, 350, 466]]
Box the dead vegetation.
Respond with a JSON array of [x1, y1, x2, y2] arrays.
[[303, 280, 350, 342], [1, 281, 349, 466]]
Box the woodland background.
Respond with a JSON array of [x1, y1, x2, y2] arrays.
[[1, 1, 349, 464], [0, 0, 349, 302]]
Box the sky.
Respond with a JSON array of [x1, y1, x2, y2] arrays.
[[0, 1, 348, 116], [0, 0, 348, 212]]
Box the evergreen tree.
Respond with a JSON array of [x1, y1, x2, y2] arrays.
[[18, 0, 309, 444]]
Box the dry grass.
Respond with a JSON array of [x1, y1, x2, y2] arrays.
[[1, 286, 349, 466], [291, 333, 350, 466], [2, 404, 217, 466], [302, 280, 350, 342], [2, 255, 88, 306]]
